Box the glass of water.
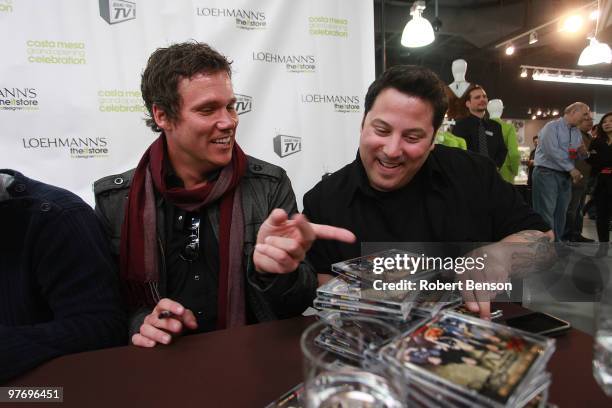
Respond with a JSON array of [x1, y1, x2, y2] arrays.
[[301, 315, 406, 408], [593, 293, 612, 396]]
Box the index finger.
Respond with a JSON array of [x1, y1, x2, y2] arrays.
[[265, 209, 289, 227], [310, 223, 356, 243], [475, 298, 491, 320], [154, 298, 186, 316], [292, 214, 316, 243]]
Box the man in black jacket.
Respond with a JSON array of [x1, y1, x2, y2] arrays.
[[453, 85, 507, 168], [94, 42, 354, 347], [0, 170, 126, 382]]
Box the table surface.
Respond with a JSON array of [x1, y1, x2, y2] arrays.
[[5, 304, 611, 407]]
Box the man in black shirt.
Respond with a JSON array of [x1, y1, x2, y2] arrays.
[[453, 85, 507, 168], [303, 66, 552, 318]]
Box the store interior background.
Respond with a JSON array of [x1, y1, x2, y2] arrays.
[[375, 0, 611, 145], [374, 0, 612, 333]]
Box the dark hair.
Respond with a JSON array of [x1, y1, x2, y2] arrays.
[[596, 111, 612, 139], [363, 65, 448, 134], [463, 84, 485, 104], [532, 135, 538, 141], [141, 41, 233, 132]]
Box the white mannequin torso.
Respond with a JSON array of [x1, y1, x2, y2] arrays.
[[449, 59, 470, 98], [449, 81, 470, 98]]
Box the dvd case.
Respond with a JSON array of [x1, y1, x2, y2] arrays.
[[382, 311, 555, 408]]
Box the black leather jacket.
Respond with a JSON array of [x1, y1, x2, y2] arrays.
[[93, 156, 317, 335]]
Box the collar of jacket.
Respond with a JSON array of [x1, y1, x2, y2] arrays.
[[0, 169, 18, 202]]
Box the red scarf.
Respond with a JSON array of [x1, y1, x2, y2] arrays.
[[120, 135, 248, 329]]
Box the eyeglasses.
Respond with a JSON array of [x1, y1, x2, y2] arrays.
[[180, 215, 200, 262]]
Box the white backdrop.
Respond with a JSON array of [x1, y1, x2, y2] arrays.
[[0, 0, 375, 208]]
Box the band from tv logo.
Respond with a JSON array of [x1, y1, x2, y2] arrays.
[[0, 87, 39, 111], [99, 0, 136, 25], [196, 7, 266, 30], [273, 135, 302, 158], [235, 94, 252, 115]]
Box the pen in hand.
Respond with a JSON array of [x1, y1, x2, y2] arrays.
[[158, 310, 174, 319]]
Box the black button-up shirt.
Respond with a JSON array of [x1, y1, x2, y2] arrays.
[[162, 167, 255, 332], [453, 114, 507, 168], [303, 145, 549, 273]]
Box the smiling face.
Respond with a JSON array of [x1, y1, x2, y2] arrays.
[[359, 87, 436, 192], [153, 71, 238, 176]]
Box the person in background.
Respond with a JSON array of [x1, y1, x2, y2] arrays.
[[584, 123, 602, 221], [527, 135, 538, 188], [0, 169, 126, 382], [532, 102, 591, 241], [453, 85, 507, 169], [587, 112, 612, 243], [563, 113, 595, 243]]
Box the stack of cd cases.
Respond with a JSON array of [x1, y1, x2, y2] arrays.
[[314, 250, 461, 321], [380, 310, 556, 408]]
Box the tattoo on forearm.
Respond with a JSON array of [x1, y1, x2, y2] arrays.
[[509, 231, 556, 276]]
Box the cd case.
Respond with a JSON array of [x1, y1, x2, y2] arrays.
[[382, 311, 555, 407]]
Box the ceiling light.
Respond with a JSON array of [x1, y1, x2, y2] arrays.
[[520, 68, 528, 77], [590, 10, 599, 21], [578, 37, 612, 66], [401, 1, 435, 48], [533, 71, 612, 86], [537, 109, 542, 116], [529, 31, 538, 45], [560, 14, 583, 32], [532, 115, 537, 120], [505, 44, 515, 55], [553, 109, 559, 116]]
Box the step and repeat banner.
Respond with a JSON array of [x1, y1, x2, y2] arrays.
[[0, 0, 375, 207]]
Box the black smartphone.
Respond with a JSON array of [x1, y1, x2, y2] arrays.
[[505, 312, 571, 336]]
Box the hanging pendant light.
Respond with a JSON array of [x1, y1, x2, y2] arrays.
[[401, 1, 435, 48], [578, 37, 612, 66]]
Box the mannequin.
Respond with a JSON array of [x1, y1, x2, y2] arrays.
[[446, 59, 471, 119], [487, 98, 503, 119], [436, 118, 467, 150], [449, 59, 470, 98], [487, 99, 520, 183]]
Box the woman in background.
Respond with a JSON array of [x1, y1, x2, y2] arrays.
[[587, 112, 612, 242]]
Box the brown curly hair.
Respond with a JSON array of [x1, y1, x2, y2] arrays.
[[141, 41, 233, 132]]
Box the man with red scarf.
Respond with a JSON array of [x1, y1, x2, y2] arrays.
[[94, 42, 354, 347]]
